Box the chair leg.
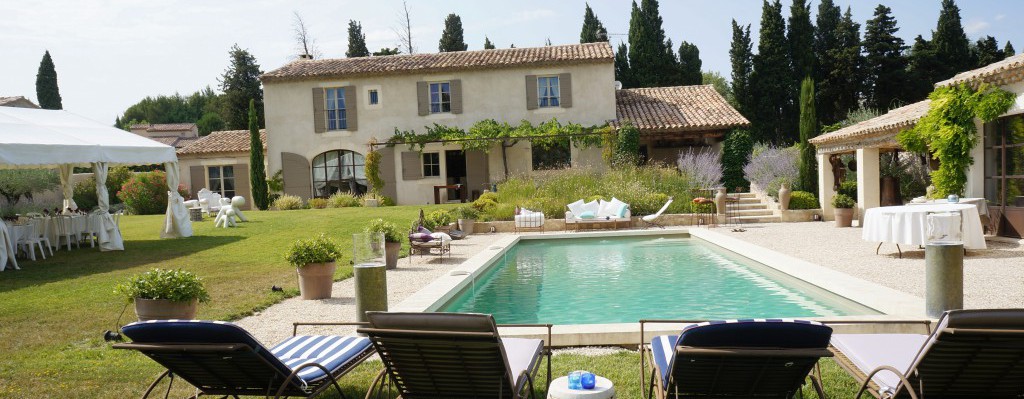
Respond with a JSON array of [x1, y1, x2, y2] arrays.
[[36, 242, 46, 260]]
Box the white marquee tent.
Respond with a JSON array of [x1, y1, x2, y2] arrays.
[[0, 107, 192, 251]]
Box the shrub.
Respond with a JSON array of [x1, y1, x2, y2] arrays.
[[328, 192, 362, 208], [380, 196, 396, 207], [743, 144, 799, 193], [285, 234, 341, 267], [677, 147, 723, 190], [116, 170, 188, 215], [114, 268, 210, 303], [73, 178, 99, 211], [107, 166, 133, 204], [365, 218, 403, 243], [837, 180, 857, 199], [788, 191, 819, 210], [273, 194, 304, 210], [614, 122, 641, 167], [424, 210, 453, 230], [722, 130, 753, 191], [831, 193, 856, 208], [451, 206, 479, 220], [0, 169, 59, 204], [307, 198, 330, 209]]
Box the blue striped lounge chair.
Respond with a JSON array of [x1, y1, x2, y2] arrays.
[[830, 309, 1024, 399], [114, 320, 375, 399], [642, 319, 833, 399]]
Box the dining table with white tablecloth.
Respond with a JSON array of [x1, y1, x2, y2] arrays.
[[862, 203, 987, 250], [0, 222, 21, 271]]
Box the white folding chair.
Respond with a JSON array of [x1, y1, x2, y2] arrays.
[[18, 219, 50, 260], [55, 215, 80, 251]]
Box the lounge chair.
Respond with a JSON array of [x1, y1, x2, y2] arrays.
[[830, 309, 1024, 399], [642, 197, 674, 228], [358, 312, 552, 399], [642, 319, 833, 399], [514, 208, 545, 233], [565, 198, 632, 231], [114, 320, 375, 399], [408, 226, 451, 262]]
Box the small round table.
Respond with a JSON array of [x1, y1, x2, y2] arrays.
[[547, 376, 615, 399]]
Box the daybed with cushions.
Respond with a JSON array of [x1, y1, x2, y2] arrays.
[[408, 225, 451, 262], [565, 198, 632, 230], [514, 208, 545, 232]]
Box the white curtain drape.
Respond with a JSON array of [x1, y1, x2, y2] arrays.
[[162, 162, 193, 238], [58, 164, 77, 214], [92, 162, 124, 251]]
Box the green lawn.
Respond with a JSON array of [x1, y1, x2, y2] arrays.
[[0, 206, 860, 398]]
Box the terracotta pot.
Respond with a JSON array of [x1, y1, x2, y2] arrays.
[[834, 208, 854, 228], [385, 241, 401, 270], [296, 262, 337, 300], [134, 298, 198, 321], [458, 218, 476, 235], [778, 183, 791, 211]]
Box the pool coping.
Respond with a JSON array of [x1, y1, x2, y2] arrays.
[[393, 227, 928, 346]]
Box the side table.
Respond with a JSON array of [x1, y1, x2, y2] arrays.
[[547, 376, 615, 399]]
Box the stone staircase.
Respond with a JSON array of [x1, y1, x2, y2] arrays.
[[726, 192, 781, 224]]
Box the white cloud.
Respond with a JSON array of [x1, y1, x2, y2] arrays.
[[964, 19, 990, 35], [995, 14, 1006, 21]]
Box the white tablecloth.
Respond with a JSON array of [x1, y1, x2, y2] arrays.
[[862, 204, 987, 250], [0, 223, 20, 271], [907, 197, 989, 216]]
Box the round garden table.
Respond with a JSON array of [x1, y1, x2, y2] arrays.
[[547, 376, 615, 399]]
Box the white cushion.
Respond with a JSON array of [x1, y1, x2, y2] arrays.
[[608, 197, 628, 218], [429, 232, 452, 243], [581, 200, 600, 215], [566, 200, 585, 217], [596, 200, 615, 218]]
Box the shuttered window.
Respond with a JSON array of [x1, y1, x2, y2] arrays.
[[325, 87, 347, 130], [429, 82, 451, 113], [538, 76, 560, 107], [208, 165, 235, 198], [422, 152, 440, 177]]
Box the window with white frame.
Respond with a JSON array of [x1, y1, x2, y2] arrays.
[[422, 152, 440, 177], [325, 87, 347, 130], [208, 166, 236, 198], [368, 89, 379, 105], [429, 82, 451, 113], [538, 76, 560, 107]]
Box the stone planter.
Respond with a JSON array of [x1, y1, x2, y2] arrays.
[[458, 218, 476, 235], [364, 198, 379, 207], [834, 208, 854, 228], [134, 298, 198, 321], [778, 183, 792, 211], [296, 262, 337, 300], [384, 241, 400, 270]]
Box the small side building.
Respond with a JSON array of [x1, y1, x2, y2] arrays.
[[131, 123, 200, 149], [176, 129, 266, 210], [0, 96, 40, 109]]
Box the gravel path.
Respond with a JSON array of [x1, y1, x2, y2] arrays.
[[719, 221, 1024, 309]]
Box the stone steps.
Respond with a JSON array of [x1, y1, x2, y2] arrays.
[[733, 214, 782, 223], [734, 208, 774, 216]]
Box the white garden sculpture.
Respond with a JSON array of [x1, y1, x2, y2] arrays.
[[213, 196, 248, 228]]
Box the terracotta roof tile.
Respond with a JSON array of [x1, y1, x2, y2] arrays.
[[0, 96, 40, 108], [262, 42, 614, 83], [809, 100, 930, 150], [131, 123, 197, 132], [613, 85, 749, 133], [146, 136, 199, 149], [937, 53, 1024, 87], [177, 129, 266, 156]]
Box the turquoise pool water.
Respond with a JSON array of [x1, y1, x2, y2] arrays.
[[440, 235, 878, 324]]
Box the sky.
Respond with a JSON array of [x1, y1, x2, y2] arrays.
[[2, 0, 1022, 124]]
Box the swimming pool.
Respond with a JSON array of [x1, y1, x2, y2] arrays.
[[439, 235, 880, 324]]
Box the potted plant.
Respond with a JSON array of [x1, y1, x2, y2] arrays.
[[452, 206, 479, 235], [115, 268, 210, 321], [366, 218, 402, 269], [363, 193, 380, 208], [425, 209, 454, 233], [831, 193, 856, 228], [285, 234, 341, 300]]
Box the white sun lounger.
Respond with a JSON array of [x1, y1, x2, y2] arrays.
[[642, 197, 674, 228]]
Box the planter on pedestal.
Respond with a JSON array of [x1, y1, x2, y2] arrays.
[[778, 183, 792, 211]]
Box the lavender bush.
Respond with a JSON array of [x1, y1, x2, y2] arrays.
[[677, 147, 723, 190], [743, 144, 799, 196]]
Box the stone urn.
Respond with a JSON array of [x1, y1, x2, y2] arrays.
[[134, 298, 198, 321], [714, 188, 727, 215], [296, 262, 337, 300], [384, 241, 401, 270], [778, 183, 792, 211], [834, 208, 854, 228]]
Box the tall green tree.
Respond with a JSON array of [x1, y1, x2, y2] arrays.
[[722, 129, 753, 191], [483, 37, 495, 49], [248, 99, 269, 210], [346, 20, 370, 57], [614, 42, 633, 88], [1005, 41, 1016, 57], [787, 0, 814, 79], [974, 36, 1005, 67], [35, 51, 62, 110], [932, 0, 972, 79], [373, 48, 401, 56], [749, 0, 795, 143], [580, 3, 608, 43], [813, 0, 842, 125], [797, 77, 818, 194], [220, 45, 264, 130], [907, 35, 942, 102], [677, 41, 702, 85], [863, 5, 908, 111], [702, 71, 732, 101], [832, 8, 864, 122], [438, 14, 468, 52], [627, 0, 676, 87], [729, 20, 754, 116]]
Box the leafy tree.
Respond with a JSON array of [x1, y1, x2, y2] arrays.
[[196, 112, 225, 136], [483, 37, 495, 49], [974, 36, 1004, 67], [220, 44, 264, 130], [0, 170, 59, 204], [346, 20, 370, 57], [35, 50, 62, 110], [702, 71, 731, 101], [614, 122, 641, 166], [813, 0, 842, 125], [119, 87, 224, 129], [722, 130, 753, 191], [863, 4, 909, 111], [1005, 41, 1016, 57], [787, 0, 814, 79], [907, 35, 943, 102], [248, 100, 269, 210], [438, 13, 468, 52], [729, 20, 754, 116], [677, 41, 702, 85], [627, 0, 676, 87], [614, 42, 633, 88], [832, 8, 863, 122], [749, 0, 795, 143], [797, 77, 818, 194], [932, 0, 972, 79], [373, 48, 400, 56], [580, 3, 608, 43]]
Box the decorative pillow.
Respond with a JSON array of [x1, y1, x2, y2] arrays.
[[567, 199, 585, 217], [581, 200, 600, 216], [608, 197, 628, 218], [430, 232, 453, 243], [596, 200, 615, 218], [409, 232, 433, 242], [417, 226, 432, 234], [618, 203, 630, 218], [579, 211, 596, 219]]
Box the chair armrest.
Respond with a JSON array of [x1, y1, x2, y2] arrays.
[[292, 321, 369, 336]]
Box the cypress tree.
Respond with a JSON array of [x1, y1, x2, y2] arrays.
[[373, 48, 401, 56], [248, 99, 269, 210], [484, 37, 495, 50], [677, 41, 702, 85], [907, 35, 942, 102], [787, 0, 815, 79], [833, 8, 864, 121], [863, 5, 908, 111], [729, 20, 754, 116], [580, 3, 608, 43], [932, 0, 972, 78], [813, 0, 842, 125], [749, 0, 795, 143], [627, 0, 676, 87], [722, 130, 753, 191], [438, 14, 468, 52], [220, 44, 264, 130], [35, 51, 63, 110], [346, 20, 370, 57], [614, 42, 633, 88], [974, 36, 1004, 67], [1005, 41, 1016, 57], [798, 77, 818, 194]]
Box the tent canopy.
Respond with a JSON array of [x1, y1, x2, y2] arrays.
[[0, 107, 177, 168]]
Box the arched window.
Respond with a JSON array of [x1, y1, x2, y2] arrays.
[[311, 150, 366, 198]]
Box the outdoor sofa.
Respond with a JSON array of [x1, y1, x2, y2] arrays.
[[565, 198, 632, 230]]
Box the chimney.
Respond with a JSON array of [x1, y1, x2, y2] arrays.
[[298, 53, 314, 60]]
